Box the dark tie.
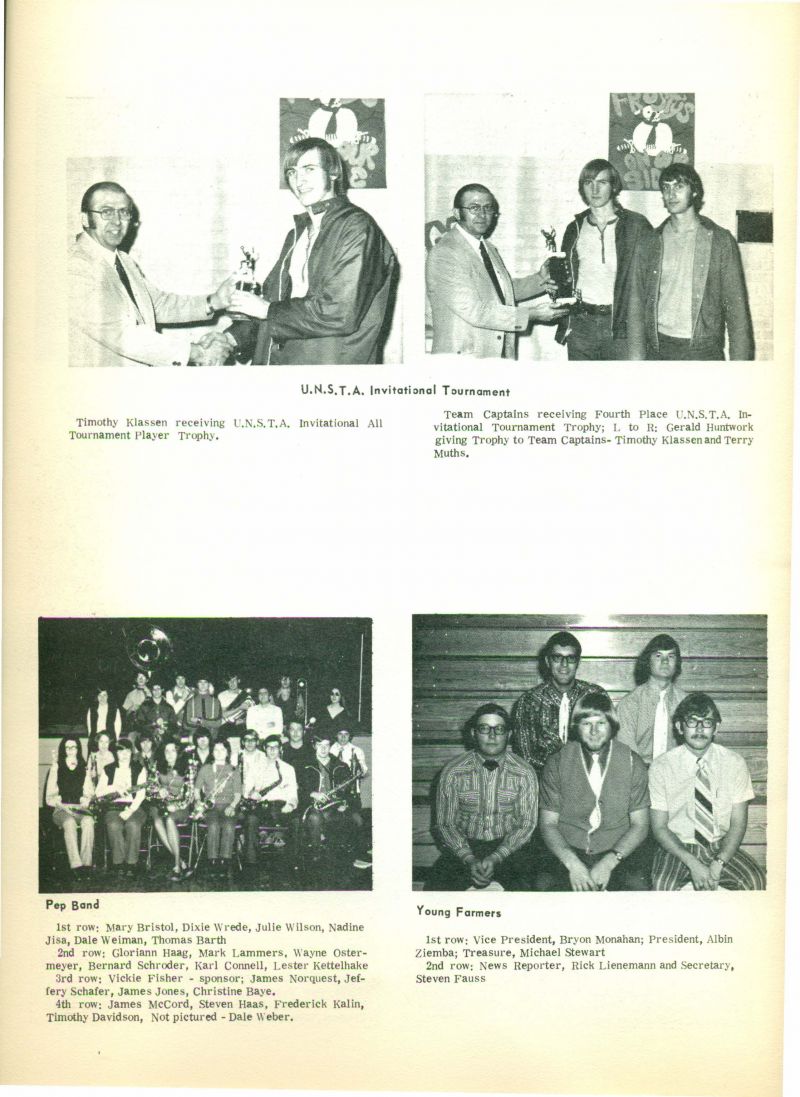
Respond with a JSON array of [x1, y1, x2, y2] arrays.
[[694, 758, 714, 848], [115, 256, 140, 313], [479, 241, 505, 303], [483, 760, 499, 772]]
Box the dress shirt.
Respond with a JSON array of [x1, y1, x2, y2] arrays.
[[241, 749, 272, 796], [575, 216, 618, 304], [288, 209, 326, 298], [648, 743, 754, 843], [436, 750, 538, 864], [512, 679, 608, 769], [196, 763, 242, 807], [262, 758, 298, 810], [330, 741, 368, 776], [616, 680, 686, 764], [246, 703, 284, 740], [96, 762, 147, 812]]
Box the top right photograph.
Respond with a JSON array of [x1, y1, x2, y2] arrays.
[[424, 91, 772, 362]]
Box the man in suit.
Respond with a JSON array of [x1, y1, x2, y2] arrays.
[[644, 163, 754, 359], [223, 137, 397, 365], [69, 182, 235, 367], [426, 183, 567, 358]]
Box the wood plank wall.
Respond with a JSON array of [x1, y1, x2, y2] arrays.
[[412, 615, 768, 885]]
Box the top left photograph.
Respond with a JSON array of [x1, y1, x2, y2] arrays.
[[67, 97, 401, 367]]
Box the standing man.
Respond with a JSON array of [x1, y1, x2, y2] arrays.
[[135, 683, 177, 746], [556, 159, 653, 359], [69, 182, 235, 367], [644, 163, 754, 359], [245, 688, 284, 743], [182, 677, 223, 738], [224, 137, 397, 364], [427, 704, 538, 891], [426, 183, 567, 358], [512, 631, 609, 772], [617, 634, 686, 765], [536, 693, 651, 891], [218, 674, 253, 760], [649, 693, 765, 890]]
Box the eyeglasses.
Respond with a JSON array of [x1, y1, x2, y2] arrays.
[[460, 204, 496, 215], [684, 717, 716, 729], [549, 655, 578, 665], [89, 207, 133, 222], [475, 725, 507, 736]]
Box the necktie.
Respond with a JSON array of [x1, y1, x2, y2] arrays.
[[558, 693, 570, 743], [587, 754, 603, 833], [302, 221, 319, 283], [115, 255, 140, 315], [653, 691, 669, 759], [694, 757, 715, 848], [482, 760, 499, 772], [479, 241, 505, 303]]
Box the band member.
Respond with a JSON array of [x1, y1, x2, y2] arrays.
[[87, 729, 117, 784], [536, 692, 651, 891], [649, 693, 765, 890], [45, 736, 95, 875], [218, 674, 254, 762], [192, 729, 213, 770], [556, 159, 653, 359], [426, 183, 565, 358], [512, 631, 610, 772], [166, 673, 193, 721], [617, 634, 686, 765], [245, 687, 284, 742], [135, 682, 177, 745], [122, 672, 151, 731], [330, 727, 370, 868], [195, 738, 242, 879], [241, 733, 298, 864], [182, 677, 223, 737], [644, 163, 754, 360], [135, 729, 158, 776], [274, 674, 304, 725], [223, 137, 397, 365], [149, 738, 193, 882], [95, 737, 147, 877], [428, 704, 538, 891], [314, 686, 356, 740], [86, 686, 121, 741], [284, 718, 316, 769], [297, 734, 358, 869]]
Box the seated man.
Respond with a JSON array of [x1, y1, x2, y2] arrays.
[[296, 733, 358, 871], [427, 704, 538, 891], [536, 692, 650, 891], [94, 737, 147, 877], [240, 732, 298, 864], [649, 692, 765, 890], [283, 718, 316, 770]]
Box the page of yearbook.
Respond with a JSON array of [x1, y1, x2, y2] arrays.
[[2, 0, 798, 1095]]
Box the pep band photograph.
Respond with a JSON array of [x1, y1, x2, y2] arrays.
[[38, 617, 372, 892], [68, 105, 400, 367], [424, 91, 771, 361], [412, 615, 767, 892]]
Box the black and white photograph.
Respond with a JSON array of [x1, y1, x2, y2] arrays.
[[413, 615, 767, 892], [424, 91, 772, 360], [66, 97, 401, 368], [39, 617, 372, 893]]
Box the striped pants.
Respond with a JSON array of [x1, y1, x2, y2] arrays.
[[652, 841, 765, 891]]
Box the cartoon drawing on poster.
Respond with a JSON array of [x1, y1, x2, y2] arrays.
[[609, 93, 695, 191], [279, 99, 386, 188]]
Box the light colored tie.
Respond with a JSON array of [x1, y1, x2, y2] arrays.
[[559, 693, 570, 743], [587, 754, 603, 833], [694, 757, 715, 847], [653, 690, 669, 759]]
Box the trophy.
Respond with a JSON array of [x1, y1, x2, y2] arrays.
[[540, 227, 578, 303], [235, 246, 261, 295]]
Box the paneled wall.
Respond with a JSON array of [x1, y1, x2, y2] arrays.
[[412, 615, 768, 884]]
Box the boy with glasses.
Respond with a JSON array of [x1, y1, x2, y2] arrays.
[[649, 692, 765, 890]]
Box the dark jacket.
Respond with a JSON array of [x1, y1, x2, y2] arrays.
[[229, 196, 397, 365], [643, 215, 754, 360], [557, 207, 653, 358], [297, 757, 354, 812]]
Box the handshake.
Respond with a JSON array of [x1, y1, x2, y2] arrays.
[[188, 331, 236, 367]]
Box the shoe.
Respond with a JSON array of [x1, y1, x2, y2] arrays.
[[353, 858, 372, 870], [169, 868, 183, 882], [181, 864, 195, 880]]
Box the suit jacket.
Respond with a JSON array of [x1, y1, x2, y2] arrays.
[[643, 216, 755, 360], [68, 232, 211, 367], [426, 225, 541, 358]]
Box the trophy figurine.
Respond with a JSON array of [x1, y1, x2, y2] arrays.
[[235, 245, 261, 296], [540, 227, 578, 304]]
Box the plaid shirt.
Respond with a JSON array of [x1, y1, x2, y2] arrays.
[[435, 750, 538, 864], [512, 679, 609, 770]]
